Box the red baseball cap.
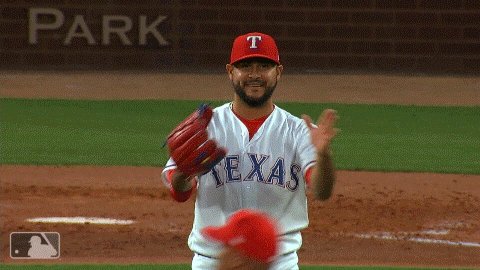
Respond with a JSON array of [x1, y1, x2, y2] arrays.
[[230, 32, 280, 65], [201, 209, 278, 263]]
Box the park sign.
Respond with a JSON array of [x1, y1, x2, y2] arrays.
[[28, 8, 170, 46]]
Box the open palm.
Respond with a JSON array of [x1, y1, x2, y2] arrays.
[[302, 109, 339, 153]]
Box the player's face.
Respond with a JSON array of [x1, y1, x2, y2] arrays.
[[227, 58, 283, 107]]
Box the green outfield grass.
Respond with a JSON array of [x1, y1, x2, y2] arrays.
[[1, 98, 479, 174]]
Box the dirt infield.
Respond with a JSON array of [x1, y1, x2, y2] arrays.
[[1, 72, 480, 105], [1, 72, 480, 267]]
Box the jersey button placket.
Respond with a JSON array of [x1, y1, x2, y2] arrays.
[[235, 129, 246, 207], [243, 134, 252, 206], [243, 144, 257, 208]]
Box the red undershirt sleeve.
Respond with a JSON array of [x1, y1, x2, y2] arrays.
[[305, 167, 313, 187], [166, 169, 196, 202]]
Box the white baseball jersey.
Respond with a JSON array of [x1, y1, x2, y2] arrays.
[[162, 102, 317, 258]]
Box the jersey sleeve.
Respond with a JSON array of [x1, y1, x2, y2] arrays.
[[161, 157, 177, 188], [296, 121, 317, 177]]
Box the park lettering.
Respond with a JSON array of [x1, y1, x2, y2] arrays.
[[28, 8, 169, 46]]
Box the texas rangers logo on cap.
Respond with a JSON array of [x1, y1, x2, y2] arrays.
[[230, 32, 280, 65], [246, 35, 262, 48]]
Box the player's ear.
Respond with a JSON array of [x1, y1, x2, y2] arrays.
[[276, 65, 283, 80], [226, 64, 234, 80]]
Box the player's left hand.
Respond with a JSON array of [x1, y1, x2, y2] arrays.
[[166, 104, 227, 177], [302, 109, 339, 154]]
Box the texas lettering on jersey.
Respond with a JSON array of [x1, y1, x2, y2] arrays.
[[210, 153, 302, 192]]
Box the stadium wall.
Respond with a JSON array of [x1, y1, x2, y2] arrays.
[[1, 0, 480, 73]]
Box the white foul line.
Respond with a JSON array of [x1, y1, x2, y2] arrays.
[[26, 217, 135, 225], [353, 232, 480, 248]]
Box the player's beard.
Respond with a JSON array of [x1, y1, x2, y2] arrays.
[[232, 80, 277, 108]]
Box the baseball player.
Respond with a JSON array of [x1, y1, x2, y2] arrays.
[[202, 208, 278, 270], [162, 32, 338, 269], [28, 235, 57, 258]]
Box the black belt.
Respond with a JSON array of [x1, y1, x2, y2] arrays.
[[195, 252, 216, 259]]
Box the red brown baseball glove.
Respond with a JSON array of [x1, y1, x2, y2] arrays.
[[166, 104, 227, 176]]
